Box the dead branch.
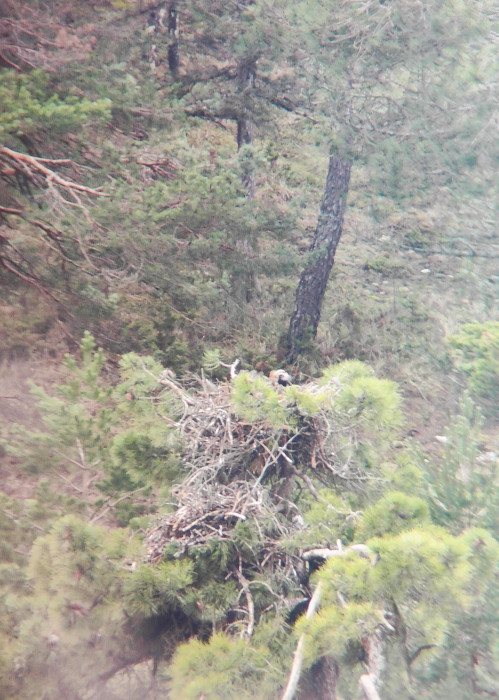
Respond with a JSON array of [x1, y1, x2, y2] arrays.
[[0, 245, 64, 306], [303, 543, 373, 561], [0, 146, 109, 200], [234, 563, 255, 638], [0, 51, 22, 71], [53, 471, 84, 494], [359, 673, 382, 700], [409, 644, 437, 665], [0, 206, 24, 216], [289, 466, 322, 501], [136, 153, 180, 180], [158, 372, 195, 407], [281, 580, 323, 700], [0, 208, 100, 305], [91, 489, 148, 524]]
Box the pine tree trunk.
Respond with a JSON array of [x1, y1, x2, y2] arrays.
[[168, 3, 179, 74], [231, 55, 258, 305], [296, 656, 339, 700], [237, 55, 257, 198], [286, 155, 351, 363]]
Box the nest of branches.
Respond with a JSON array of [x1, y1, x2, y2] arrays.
[[146, 376, 293, 561], [144, 369, 372, 564]]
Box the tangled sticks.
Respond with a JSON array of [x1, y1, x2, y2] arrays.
[[143, 365, 379, 562]]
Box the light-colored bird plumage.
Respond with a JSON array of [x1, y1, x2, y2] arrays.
[[269, 369, 292, 387]]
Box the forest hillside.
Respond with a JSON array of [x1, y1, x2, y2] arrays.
[[0, 1, 497, 699]]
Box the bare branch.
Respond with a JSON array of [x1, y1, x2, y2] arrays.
[[281, 580, 323, 700], [234, 564, 255, 638], [0, 147, 109, 198], [409, 644, 437, 665], [359, 673, 382, 700], [303, 543, 373, 560]]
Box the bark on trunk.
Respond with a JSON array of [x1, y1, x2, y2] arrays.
[[359, 631, 385, 700], [286, 155, 351, 363], [281, 581, 338, 700], [167, 3, 179, 74], [296, 656, 339, 700]]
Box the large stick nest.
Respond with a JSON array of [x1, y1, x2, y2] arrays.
[[145, 370, 373, 562]]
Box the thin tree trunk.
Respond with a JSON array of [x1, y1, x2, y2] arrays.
[[167, 3, 179, 74], [359, 631, 385, 700], [296, 656, 339, 700], [231, 55, 258, 305], [286, 155, 351, 363], [236, 55, 257, 198]]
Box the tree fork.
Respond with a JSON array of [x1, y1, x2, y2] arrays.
[[286, 155, 351, 363]]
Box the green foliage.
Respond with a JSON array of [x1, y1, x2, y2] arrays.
[[0, 0, 497, 697], [231, 371, 290, 429], [288, 490, 360, 550], [202, 348, 225, 373], [9, 332, 114, 475], [299, 599, 380, 663], [317, 361, 403, 476], [29, 516, 106, 589], [0, 68, 111, 141], [118, 352, 167, 397], [369, 528, 469, 609], [284, 383, 329, 417], [8, 338, 184, 532], [9, 333, 114, 475], [385, 453, 426, 496], [231, 359, 402, 494], [300, 525, 493, 694], [3, 514, 142, 700], [169, 633, 282, 700], [232, 360, 402, 443], [124, 561, 194, 619], [357, 491, 430, 539], [62, 330, 109, 401], [111, 429, 180, 484], [422, 394, 499, 536], [321, 360, 402, 430], [448, 322, 499, 410], [414, 527, 499, 697]]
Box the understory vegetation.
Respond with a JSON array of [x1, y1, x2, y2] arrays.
[[0, 1, 497, 699]]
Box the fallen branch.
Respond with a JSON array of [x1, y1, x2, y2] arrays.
[[0, 205, 24, 216], [0, 146, 109, 198]]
